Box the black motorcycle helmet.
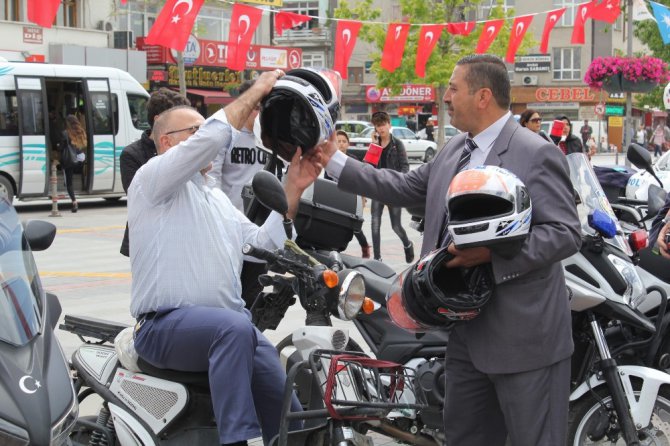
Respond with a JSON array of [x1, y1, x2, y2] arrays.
[[259, 68, 341, 161], [386, 247, 495, 333]]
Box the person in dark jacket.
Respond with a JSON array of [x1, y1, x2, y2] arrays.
[[551, 115, 584, 155], [119, 88, 190, 256], [368, 111, 414, 263]]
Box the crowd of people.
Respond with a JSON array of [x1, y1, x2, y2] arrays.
[[91, 53, 670, 446]]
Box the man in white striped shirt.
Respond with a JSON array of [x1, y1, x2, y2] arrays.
[[128, 70, 320, 446]]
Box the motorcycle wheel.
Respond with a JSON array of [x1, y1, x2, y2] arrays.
[[567, 387, 670, 445]]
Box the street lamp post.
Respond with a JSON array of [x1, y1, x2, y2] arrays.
[[624, 0, 634, 166]]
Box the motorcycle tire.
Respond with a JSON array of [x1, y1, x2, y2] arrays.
[[567, 387, 670, 445]]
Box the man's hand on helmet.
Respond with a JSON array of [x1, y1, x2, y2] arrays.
[[446, 244, 491, 268]]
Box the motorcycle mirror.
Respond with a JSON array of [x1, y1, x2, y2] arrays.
[[627, 143, 663, 187], [252, 170, 288, 216], [23, 220, 56, 251]]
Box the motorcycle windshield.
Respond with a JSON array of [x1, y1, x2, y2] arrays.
[[0, 200, 43, 346], [566, 153, 633, 256]]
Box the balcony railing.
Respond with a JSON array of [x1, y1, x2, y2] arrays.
[[274, 27, 332, 44]]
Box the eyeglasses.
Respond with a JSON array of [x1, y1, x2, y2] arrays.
[[165, 125, 200, 136], [529, 118, 542, 123]]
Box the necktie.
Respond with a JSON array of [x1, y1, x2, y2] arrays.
[[437, 138, 478, 248]]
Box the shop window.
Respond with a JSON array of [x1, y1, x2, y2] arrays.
[[1, 0, 21, 21], [553, 47, 581, 81]]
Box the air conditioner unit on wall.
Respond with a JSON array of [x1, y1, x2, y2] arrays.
[[522, 75, 538, 86], [113, 31, 134, 49], [97, 20, 114, 32]]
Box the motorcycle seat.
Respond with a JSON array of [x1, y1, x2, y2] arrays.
[[339, 253, 396, 278], [136, 357, 210, 388]]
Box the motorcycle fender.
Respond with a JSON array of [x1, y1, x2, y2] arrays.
[[292, 326, 350, 360], [570, 365, 670, 427], [108, 403, 155, 446]]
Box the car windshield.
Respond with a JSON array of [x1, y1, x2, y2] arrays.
[[566, 153, 632, 256], [359, 127, 375, 137], [0, 200, 43, 346]]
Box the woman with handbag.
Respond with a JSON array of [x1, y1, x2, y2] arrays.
[[60, 115, 87, 212]]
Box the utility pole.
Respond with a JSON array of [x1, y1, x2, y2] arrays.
[[177, 51, 186, 96], [624, 0, 634, 166]]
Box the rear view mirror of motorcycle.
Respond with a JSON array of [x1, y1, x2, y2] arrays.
[[23, 220, 56, 251], [627, 143, 663, 187], [587, 209, 617, 239], [252, 171, 292, 238]]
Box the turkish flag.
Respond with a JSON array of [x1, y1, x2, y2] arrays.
[[571, 2, 594, 44], [540, 8, 566, 53], [415, 25, 444, 78], [506, 15, 533, 63], [275, 11, 311, 36], [446, 21, 476, 36], [120, 0, 127, 4], [27, 0, 60, 28], [591, 0, 621, 24], [380, 23, 410, 73], [227, 4, 264, 71], [476, 19, 504, 54], [333, 20, 362, 79], [145, 0, 205, 51]]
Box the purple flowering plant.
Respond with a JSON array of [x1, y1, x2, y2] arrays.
[[584, 56, 670, 90]]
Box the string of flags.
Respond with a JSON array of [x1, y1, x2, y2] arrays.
[[25, 0, 670, 80]]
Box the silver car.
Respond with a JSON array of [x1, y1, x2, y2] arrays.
[[349, 126, 438, 163]]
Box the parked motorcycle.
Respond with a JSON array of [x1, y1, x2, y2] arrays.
[[0, 199, 78, 446]]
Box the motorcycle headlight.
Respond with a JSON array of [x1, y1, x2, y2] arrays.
[[0, 418, 29, 446], [51, 395, 78, 445], [336, 270, 365, 320], [608, 254, 646, 309]]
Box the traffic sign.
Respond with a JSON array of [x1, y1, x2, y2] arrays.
[[594, 103, 605, 115]]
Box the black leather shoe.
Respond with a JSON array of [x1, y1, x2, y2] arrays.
[[404, 241, 415, 263]]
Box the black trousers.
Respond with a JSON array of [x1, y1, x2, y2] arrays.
[[63, 166, 76, 202], [370, 199, 410, 260]]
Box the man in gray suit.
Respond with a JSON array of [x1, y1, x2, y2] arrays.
[[313, 55, 581, 445]]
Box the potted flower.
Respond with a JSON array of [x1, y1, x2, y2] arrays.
[[584, 56, 670, 93]]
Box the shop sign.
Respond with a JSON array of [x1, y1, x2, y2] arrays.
[[365, 85, 435, 103], [605, 104, 624, 116], [535, 87, 596, 102], [138, 37, 301, 71], [526, 102, 579, 110], [609, 116, 624, 127], [23, 26, 42, 44], [514, 54, 551, 72], [166, 65, 241, 90]]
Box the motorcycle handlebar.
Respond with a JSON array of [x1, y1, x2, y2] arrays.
[[242, 244, 278, 263]]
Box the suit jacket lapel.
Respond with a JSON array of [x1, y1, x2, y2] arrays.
[[485, 116, 518, 168]]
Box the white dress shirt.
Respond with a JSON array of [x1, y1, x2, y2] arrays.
[[128, 109, 287, 318]]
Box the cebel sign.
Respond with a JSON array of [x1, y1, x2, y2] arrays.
[[535, 87, 597, 102], [365, 85, 435, 103], [138, 37, 302, 71]]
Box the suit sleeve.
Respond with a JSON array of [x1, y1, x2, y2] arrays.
[[490, 145, 581, 283]]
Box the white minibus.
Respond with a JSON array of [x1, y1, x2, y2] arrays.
[[0, 61, 149, 201]]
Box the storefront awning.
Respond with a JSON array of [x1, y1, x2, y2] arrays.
[[652, 110, 668, 118], [185, 88, 233, 105]]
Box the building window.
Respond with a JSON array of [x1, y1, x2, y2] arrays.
[[302, 53, 325, 68], [1, 0, 20, 21], [552, 0, 576, 26], [194, 6, 231, 41], [280, 1, 320, 29], [553, 47, 581, 81], [348, 67, 364, 84], [479, 0, 515, 20], [116, 2, 160, 42], [56, 0, 78, 27]]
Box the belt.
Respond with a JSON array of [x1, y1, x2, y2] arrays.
[[134, 311, 157, 334]]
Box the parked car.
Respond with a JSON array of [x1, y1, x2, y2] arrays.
[[348, 126, 438, 163], [335, 120, 372, 138], [417, 124, 461, 142]]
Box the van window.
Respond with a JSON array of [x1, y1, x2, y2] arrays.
[[89, 92, 112, 134], [127, 94, 149, 131], [0, 91, 19, 136], [19, 91, 44, 136]]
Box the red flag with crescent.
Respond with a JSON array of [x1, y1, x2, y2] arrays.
[[275, 11, 311, 37], [540, 8, 566, 53], [27, 0, 61, 28], [446, 21, 475, 36], [145, 0, 205, 51], [571, 2, 594, 44], [227, 4, 264, 71], [591, 0, 621, 24], [415, 24, 444, 78], [380, 23, 410, 73], [506, 15, 533, 63], [475, 19, 504, 54], [333, 20, 362, 79]]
